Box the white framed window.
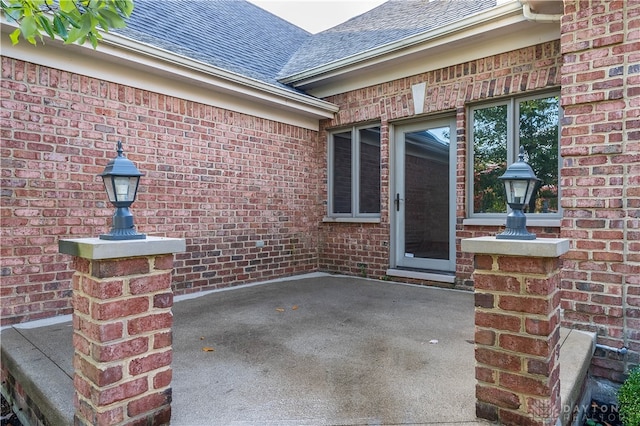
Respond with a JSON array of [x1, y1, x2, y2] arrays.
[[469, 92, 561, 218], [328, 125, 381, 218]]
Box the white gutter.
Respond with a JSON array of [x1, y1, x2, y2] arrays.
[[520, 0, 562, 23], [279, 0, 524, 86], [98, 31, 338, 116], [0, 18, 338, 124]]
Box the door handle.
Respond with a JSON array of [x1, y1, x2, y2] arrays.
[[395, 193, 401, 211]]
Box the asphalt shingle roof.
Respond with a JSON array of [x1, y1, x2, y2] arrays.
[[116, 0, 311, 91], [278, 0, 497, 78], [117, 0, 498, 90]]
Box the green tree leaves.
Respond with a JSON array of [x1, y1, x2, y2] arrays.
[[1, 0, 134, 48], [471, 96, 559, 214]]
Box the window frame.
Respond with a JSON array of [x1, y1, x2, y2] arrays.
[[327, 124, 381, 219], [467, 91, 562, 220]]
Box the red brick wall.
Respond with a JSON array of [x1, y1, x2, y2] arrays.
[[0, 58, 322, 325], [559, 0, 640, 380], [72, 253, 174, 425], [472, 250, 563, 425], [319, 41, 563, 282]]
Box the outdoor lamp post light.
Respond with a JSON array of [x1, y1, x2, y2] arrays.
[[496, 147, 540, 240], [99, 141, 146, 240]]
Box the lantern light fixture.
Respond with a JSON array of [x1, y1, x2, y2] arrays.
[[99, 141, 146, 240], [496, 147, 540, 240]]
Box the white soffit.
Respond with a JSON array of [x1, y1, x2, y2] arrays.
[[286, 3, 560, 98], [0, 27, 338, 131]]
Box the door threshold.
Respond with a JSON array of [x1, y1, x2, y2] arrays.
[[386, 268, 455, 283]]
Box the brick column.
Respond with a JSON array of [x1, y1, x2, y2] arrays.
[[59, 237, 185, 426], [462, 237, 569, 426], [560, 0, 639, 381]]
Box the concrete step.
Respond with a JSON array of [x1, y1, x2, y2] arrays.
[[0, 324, 74, 426], [559, 328, 597, 426]]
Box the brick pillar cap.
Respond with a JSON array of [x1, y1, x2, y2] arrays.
[[461, 236, 569, 257], [59, 236, 186, 260]]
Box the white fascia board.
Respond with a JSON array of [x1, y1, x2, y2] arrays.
[[0, 25, 337, 131], [281, 1, 559, 97], [279, 1, 525, 85], [305, 20, 559, 98]]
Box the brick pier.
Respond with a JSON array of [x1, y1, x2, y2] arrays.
[[59, 237, 185, 426], [462, 236, 569, 426]]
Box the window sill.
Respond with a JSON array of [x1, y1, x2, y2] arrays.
[[322, 217, 381, 224], [463, 218, 561, 227]]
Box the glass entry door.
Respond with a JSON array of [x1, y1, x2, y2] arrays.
[[393, 118, 456, 271]]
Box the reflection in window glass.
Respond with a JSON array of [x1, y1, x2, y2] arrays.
[[359, 128, 381, 213], [329, 126, 381, 217], [332, 131, 352, 214], [519, 96, 559, 213], [473, 104, 508, 213], [471, 94, 560, 216]]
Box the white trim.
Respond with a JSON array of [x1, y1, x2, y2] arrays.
[[282, 2, 559, 97], [520, 0, 563, 23], [322, 217, 381, 223], [386, 269, 456, 284], [0, 23, 338, 131], [280, 2, 524, 85], [412, 83, 426, 115]]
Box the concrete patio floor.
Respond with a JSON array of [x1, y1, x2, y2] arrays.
[[2, 274, 489, 425]]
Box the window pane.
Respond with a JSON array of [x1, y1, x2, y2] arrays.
[[519, 96, 559, 213], [359, 127, 381, 213], [332, 131, 352, 214], [473, 105, 508, 213]]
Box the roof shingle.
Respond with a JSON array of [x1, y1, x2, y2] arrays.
[[117, 0, 498, 90], [117, 0, 311, 91], [278, 0, 497, 78]]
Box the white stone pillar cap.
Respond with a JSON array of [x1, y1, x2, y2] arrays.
[[461, 236, 569, 257], [59, 236, 186, 260]]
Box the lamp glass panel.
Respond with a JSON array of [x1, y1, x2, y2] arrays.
[[505, 180, 529, 206], [103, 175, 139, 203], [114, 176, 131, 201], [523, 178, 537, 205], [103, 176, 116, 203], [128, 177, 140, 202]]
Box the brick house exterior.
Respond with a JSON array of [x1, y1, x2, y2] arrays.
[[318, 40, 563, 281], [559, 0, 639, 382], [1, 0, 638, 384], [0, 59, 325, 317]]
